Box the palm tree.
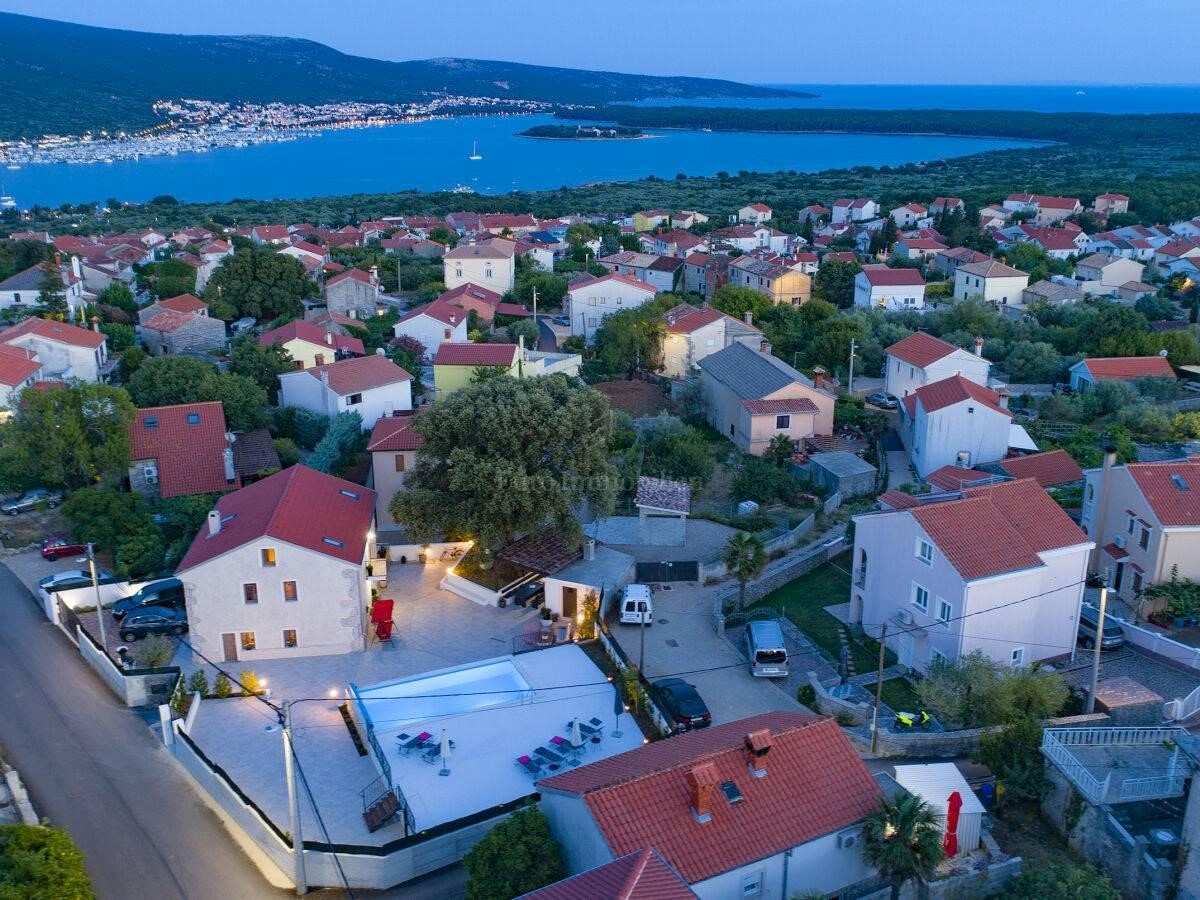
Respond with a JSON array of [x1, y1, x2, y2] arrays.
[[764, 433, 797, 468], [723, 532, 766, 609], [862, 795, 945, 900]]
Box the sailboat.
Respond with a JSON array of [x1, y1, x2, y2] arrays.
[[469, 141, 482, 161]]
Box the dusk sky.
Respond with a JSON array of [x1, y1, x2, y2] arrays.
[[3, 1, 1197, 84]]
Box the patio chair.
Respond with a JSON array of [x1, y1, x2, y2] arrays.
[[550, 735, 584, 765], [587, 717, 604, 730], [516, 755, 546, 778], [576, 721, 602, 743], [398, 731, 432, 755]]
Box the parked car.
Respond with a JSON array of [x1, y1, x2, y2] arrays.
[[37, 568, 112, 599], [112, 577, 185, 620], [509, 579, 545, 608], [3, 488, 63, 515], [1078, 604, 1127, 650], [118, 606, 188, 642], [1013, 408, 1039, 421], [653, 678, 711, 733], [865, 391, 898, 410], [551, 315, 570, 327], [41, 535, 86, 561], [619, 584, 653, 625], [231, 316, 257, 335]]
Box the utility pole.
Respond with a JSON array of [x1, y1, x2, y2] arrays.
[[282, 702, 307, 895], [847, 338, 858, 396], [86, 543, 107, 650], [1086, 579, 1109, 715], [870, 623, 888, 755], [531, 286, 538, 329]]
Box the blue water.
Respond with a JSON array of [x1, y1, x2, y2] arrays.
[[4, 113, 1037, 207], [635, 83, 1200, 113]]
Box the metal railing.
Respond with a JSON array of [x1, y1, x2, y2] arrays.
[[1042, 727, 1190, 804], [1165, 683, 1200, 723]]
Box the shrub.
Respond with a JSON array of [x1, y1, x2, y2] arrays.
[[796, 684, 817, 708], [188, 669, 209, 697], [1005, 859, 1119, 899], [213, 672, 232, 698], [240, 671, 261, 694], [272, 437, 300, 468], [0, 824, 94, 899], [306, 410, 364, 473], [463, 806, 565, 900], [135, 634, 174, 669]]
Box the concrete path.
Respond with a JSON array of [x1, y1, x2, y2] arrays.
[[886, 450, 913, 489]]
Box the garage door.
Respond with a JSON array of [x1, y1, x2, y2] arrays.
[[635, 561, 700, 583]]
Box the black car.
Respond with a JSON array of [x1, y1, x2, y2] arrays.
[[510, 579, 545, 608], [118, 606, 188, 642], [653, 678, 711, 733], [112, 577, 185, 620]]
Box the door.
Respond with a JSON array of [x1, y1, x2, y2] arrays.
[[1114, 562, 1126, 592], [897, 633, 914, 669], [562, 586, 578, 620], [221, 632, 238, 663]]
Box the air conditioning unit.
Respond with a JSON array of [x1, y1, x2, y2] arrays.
[[837, 830, 861, 850], [143, 465, 159, 484], [1114, 534, 1127, 549], [896, 609, 914, 626]]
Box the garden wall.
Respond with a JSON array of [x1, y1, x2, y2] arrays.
[[75, 625, 179, 707], [712, 538, 847, 633]]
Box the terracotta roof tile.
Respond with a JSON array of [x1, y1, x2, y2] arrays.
[[367, 415, 423, 452], [741, 397, 819, 416], [1127, 461, 1200, 526], [520, 848, 696, 899], [663, 304, 726, 335], [926, 466, 996, 492], [570, 272, 657, 294], [259, 320, 365, 356], [157, 293, 207, 313], [1079, 356, 1174, 381], [863, 267, 925, 287], [878, 490, 920, 510], [1, 316, 106, 350], [496, 529, 579, 575], [129, 402, 233, 498], [911, 375, 1009, 417], [433, 343, 519, 367], [0, 346, 41, 387], [885, 332, 961, 367], [303, 354, 411, 394], [996, 449, 1083, 488], [143, 309, 196, 333]]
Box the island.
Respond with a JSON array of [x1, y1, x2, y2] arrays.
[[518, 124, 647, 140]]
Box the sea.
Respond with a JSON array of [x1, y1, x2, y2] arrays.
[[3, 84, 1196, 207]]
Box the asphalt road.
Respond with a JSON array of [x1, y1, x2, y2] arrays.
[[536, 317, 558, 351]]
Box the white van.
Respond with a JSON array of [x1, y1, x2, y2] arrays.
[[619, 584, 652, 625], [745, 620, 788, 677]]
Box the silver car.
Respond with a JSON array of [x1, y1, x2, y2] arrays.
[[3, 488, 63, 515]]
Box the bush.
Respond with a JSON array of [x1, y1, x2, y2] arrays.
[[0, 824, 94, 899], [135, 633, 174, 669], [240, 671, 261, 694], [796, 684, 816, 708], [1005, 859, 1119, 899], [306, 411, 364, 473], [272, 406, 329, 450], [213, 672, 232, 698], [272, 437, 300, 468], [463, 806, 565, 900], [188, 669, 209, 697], [732, 453, 801, 505]]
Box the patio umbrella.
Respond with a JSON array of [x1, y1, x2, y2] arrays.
[[942, 790, 962, 858], [438, 729, 451, 777], [571, 717, 583, 747], [612, 684, 624, 738]]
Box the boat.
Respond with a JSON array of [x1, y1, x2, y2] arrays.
[[469, 141, 482, 161], [0, 197, 16, 210], [450, 184, 472, 194], [4, 164, 19, 171]]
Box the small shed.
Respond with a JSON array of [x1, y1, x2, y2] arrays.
[[804, 451, 877, 498], [893, 763, 984, 856], [635, 475, 691, 545]]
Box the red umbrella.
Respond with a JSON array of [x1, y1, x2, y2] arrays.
[[942, 790, 962, 858]]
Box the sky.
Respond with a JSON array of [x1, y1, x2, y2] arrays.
[[2, 1, 1198, 85]]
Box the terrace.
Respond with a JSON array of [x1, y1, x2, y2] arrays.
[[1041, 726, 1196, 805]]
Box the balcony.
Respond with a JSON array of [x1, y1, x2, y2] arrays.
[[1042, 726, 1195, 805]]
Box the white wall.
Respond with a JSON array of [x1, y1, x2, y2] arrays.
[[444, 255, 515, 293], [539, 791, 616, 875], [953, 271, 1029, 305], [907, 401, 1010, 477], [884, 351, 990, 399], [853, 274, 926, 311], [5, 334, 106, 382], [279, 374, 412, 429], [694, 830, 876, 900], [394, 315, 467, 359], [568, 282, 657, 342]]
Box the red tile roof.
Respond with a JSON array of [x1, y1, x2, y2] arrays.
[[0, 346, 41, 387], [899, 238, 946, 251], [396, 299, 465, 328], [911, 375, 1009, 417], [741, 397, 819, 416], [747, 203, 771, 213], [143, 309, 197, 333], [885, 332, 961, 367], [439, 282, 503, 306], [520, 849, 696, 899], [910, 479, 1089, 580], [1127, 461, 1200, 526], [303, 353, 411, 395], [367, 415, 423, 452], [539, 714, 881, 884], [878, 489, 921, 510], [1079, 356, 1174, 381], [433, 342, 520, 367], [996, 449, 1084, 488], [158, 293, 207, 314], [663, 304, 726, 334], [325, 267, 374, 288], [259, 320, 365, 356], [926, 465, 996, 492], [177, 465, 375, 571], [129, 402, 233, 499], [862, 267, 925, 287], [570, 272, 656, 294], [1, 317, 106, 349]]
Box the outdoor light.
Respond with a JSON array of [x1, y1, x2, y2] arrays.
[[328, 688, 339, 698], [367, 530, 376, 542]]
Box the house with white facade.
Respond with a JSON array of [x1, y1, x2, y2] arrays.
[[737, 203, 773, 224], [0, 346, 42, 415], [884, 332, 990, 399], [567, 273, 657, 343], [953, 259, 1029, 307], [539, 713, 887, 900], [392, 299, 468, 359], [443, 238, 516, 293], [709, 226, 788, 254], [278, 353, 412, 428], [893, 238, 946, 262], [0, 317, 108, 382], [890, 203, 929, 229], [1072, 253, 1146, 296], [1093, 193, 1131, 217], [1003, 195, 1083, 226], [853, 267, 927, 311], [850, 478, 1092, 674], [832, 198, 879, 225], [933, 247, 989, 278], [367, 415, 421, 530], [661, 304, 760, 379], [176, 465, 376, 662], [900, 375, 1011, 477]]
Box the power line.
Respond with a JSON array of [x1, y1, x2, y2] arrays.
[[291, 748, 355, 900]]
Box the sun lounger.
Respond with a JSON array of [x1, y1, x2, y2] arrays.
[[516, 755, 545, 777], [570, 721, 602, 743], [533, 746, 565, 770], [398, 731, 432, 755]]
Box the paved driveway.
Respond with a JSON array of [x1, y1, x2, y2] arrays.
[[609, 582, 802, 725]]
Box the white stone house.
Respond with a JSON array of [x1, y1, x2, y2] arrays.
[[393, 299, 468, 359], [324, 268, 380, 320], [567, 273, 657, 343], [884, 332, 990, 399], [953, 260, 1030, 307], [661, 304, 760, 379], [737, 203, 773, 224], [853, 267, 927, 311], [1072, 253, 1146, 296], [278, 353, 412, 429], [900, 376, 1011, 478], [443, 238, 516, 294], [367, 415, 422, 530], [0, 317, 108, 382]]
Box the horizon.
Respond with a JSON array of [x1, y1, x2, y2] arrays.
[[2, 2, 1197, 86]]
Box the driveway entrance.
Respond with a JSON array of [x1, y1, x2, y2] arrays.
[[635, 560, 700, 582]]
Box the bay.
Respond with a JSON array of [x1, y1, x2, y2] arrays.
[[2, 113, 1036, 208]]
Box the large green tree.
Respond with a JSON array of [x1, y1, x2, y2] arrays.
[[0, 824, 94, 900], [390, 376, 616, 550], [592, 305, 666, 376], [138, 258, 197, 299], [862, 795, 945, 900], [229, 337, 294, 403], [126, 355, 268, 431], [62, 487, 165, 577], [0, 383, 135, 490], [814, 258, 862, 309], [462, 806, 565, 900], [204, 246, 316, 321], [712, 284, 772, 322]]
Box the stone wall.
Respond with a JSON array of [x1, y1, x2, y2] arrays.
[[923, 857, 1022, 899], [869, 713, 1110, 759]]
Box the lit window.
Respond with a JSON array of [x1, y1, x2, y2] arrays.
[[1011, 647, 1025, 667], [241, 631, 257, 651], [912, 583, 929, 611], [916, 539, 934, 565], [283, 581, 298, 602], [282, 628, 298, 649], [261, 548, 276, 567], [242, 583, 258, 604], [938, 599, 952, 625]]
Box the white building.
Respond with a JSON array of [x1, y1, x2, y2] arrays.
[[900, 375, 1011, 478], [443, 238, 516, 294], [953, 259, 1030, 307], [850, 478, 1092, 673], [853, 267, 927, 311], [884, 332, 990, 400], [0, 316, 108, 382], [392, 299, 468, 359], [175, 465, 377, 662], [278, 353, 413, 429], [1072, 253, 1147, 296], [832, 198, 879, 225], [567, 273, 657, 343], [661, 304, 761, 379], [0, 346, 42, 415], [737, 203, 773, 224]]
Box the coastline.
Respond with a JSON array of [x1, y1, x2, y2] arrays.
[[517, 133, 658, 141]]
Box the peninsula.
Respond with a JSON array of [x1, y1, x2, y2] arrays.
[[518, 124, 647, 140]]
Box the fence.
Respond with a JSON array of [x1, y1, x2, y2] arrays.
[[822, 492, 843, 515], [1099, 606, 1200, 674], [595, 623, 673, 737], [1041, 726, 1190, 805]]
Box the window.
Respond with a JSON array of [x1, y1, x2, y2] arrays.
[[729, 424, 735, 436], [282, 628, 298, 649], [1011, 647, 1026, 667], [242, 583, 259, 605], [938, 599, 952, 625], [775, 414, 791, 429], [283, 581, 298, 602], [394, 453, 406, 472], [323, 537, 345, 549], [967, 406, 975, 414], [912, 583, 929, 611], [347, 393, 363, 406], [1139, 527, 1150, 550], [241, 631, 257, 651], [186, 412, 200, 425], [930, 647, 949, 666], [144, 416, 158, 429], [588, 317, 597, 327], [741, 873, 763, 897], [261, 547, 276, 567], [916, 539, 934, 565], [1133, 571, 1144, 593], [1127, 515, 1135, 535]]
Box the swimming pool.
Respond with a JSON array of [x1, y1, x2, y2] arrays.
[[351, 658, 533, 733]]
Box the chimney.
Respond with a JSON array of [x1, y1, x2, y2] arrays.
[[223, 446, 235, 482], [743, 310, 753, 326], [745, 729, 772, 778], [71, 255, 81, 280], [324, 332, 334, 346], [583, 538, 595, 561], [759, 339, 771, 354], [973, 336, 984, 357], [812, 366, 826, 390], [207, 509, 222, 537], [998, 390, 1010, 410], [686, 763, 719, 823], [91, 316, 101, 334], [449, 313, 457, 325]]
